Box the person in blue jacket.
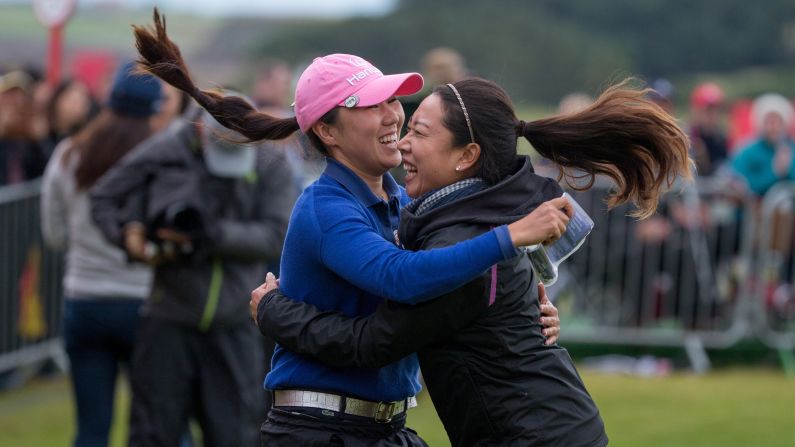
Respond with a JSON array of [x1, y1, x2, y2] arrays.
[[732, 93, 795, 197]]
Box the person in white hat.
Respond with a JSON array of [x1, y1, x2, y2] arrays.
[[732, 93, 795, 197]]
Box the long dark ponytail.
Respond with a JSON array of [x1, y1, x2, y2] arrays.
[[438, 78, 692, 218], [132, 9, 299, 142]]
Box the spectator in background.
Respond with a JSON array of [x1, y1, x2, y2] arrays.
[[26, 66, 55, 146], [250, 58, 324, 190], [0, 69, 48, 185], [558, 91, 594, 115], [250, 58, 292, 115], [648, 78, 675, 115], [732, 93, 795, 319], [690, 82, 729, 176], [732, 93, 795, 197], [43, 78, 98, 156], [150, 83, 191, 133], [90, 92, 296, 447], [422, 47, 468, 86], [401, 47, 469, 126], [40, 61, 162, 447]]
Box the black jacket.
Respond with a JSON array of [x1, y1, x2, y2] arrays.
[[258, 157, 607, 446], [0, 138, 47, 185], [92, 118, 296, 329]]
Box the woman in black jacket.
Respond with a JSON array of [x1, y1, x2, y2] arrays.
[[253, 77, 692, 446]]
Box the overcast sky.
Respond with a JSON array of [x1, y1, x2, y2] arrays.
[[2, 0, 397, 18]]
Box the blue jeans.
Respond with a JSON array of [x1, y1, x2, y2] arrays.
[[64, 297, 142, 447]]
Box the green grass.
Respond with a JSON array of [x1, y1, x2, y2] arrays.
[[1, 368, 793, 447], [583, 369, 795, 447]]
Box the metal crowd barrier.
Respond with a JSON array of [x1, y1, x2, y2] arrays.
[[754, 182, 795, 358], [1, 175, 793, 379], [553, 175, 759, 372], [0, 179, 67, 381]]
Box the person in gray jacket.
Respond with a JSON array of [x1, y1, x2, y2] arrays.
[[90, 96, 296, 447], [41, 61, 162, 447]]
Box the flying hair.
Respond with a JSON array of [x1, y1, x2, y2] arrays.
[[436, 78, 693, 219], [132, 8, 299, 142], [522, 79, 694, 218]]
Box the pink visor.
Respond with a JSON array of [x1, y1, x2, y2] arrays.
[[293, 54, 424, 132]]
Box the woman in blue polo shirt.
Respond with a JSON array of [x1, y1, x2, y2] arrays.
[[133, 12, 572, 446]]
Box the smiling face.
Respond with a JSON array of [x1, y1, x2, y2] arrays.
[[400, 93, 474, 198], [314, 97, 405, 179]]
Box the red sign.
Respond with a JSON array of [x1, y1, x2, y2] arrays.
[[33, 0, 77, 87]]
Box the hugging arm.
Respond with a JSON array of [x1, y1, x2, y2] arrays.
[[316, 201, 514, 304], [256, 277, 489, 369]]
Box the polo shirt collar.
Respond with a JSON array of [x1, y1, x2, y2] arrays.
[[324, 158, 401, 207]]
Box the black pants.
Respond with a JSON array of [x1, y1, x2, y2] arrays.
[[260, 408, 428, 447], [129, 316, 268, 447]]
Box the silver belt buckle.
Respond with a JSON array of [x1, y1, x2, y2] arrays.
[[374, 401, 397, 423]]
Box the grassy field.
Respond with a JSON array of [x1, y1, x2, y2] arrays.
[[1, 368, 793, 447]]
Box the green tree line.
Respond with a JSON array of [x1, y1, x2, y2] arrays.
[[251, 0, 795, 104]]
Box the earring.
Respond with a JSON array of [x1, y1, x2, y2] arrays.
[[455, 166, 462, 172]]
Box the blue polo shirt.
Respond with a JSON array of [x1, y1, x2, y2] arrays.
[[265, 158, 516, 402]]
